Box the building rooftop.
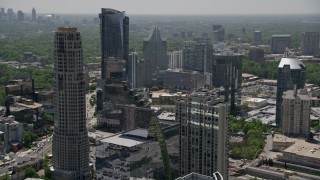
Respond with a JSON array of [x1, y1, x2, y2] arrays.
[[57, 27, 77, 32], [246, 98, 266, 103], [278, 57, 305, 69], [158, 112, 175, 121], [272, 35, 291, 38], [283, 89, 310, 101], [100, 129, 149, 148]]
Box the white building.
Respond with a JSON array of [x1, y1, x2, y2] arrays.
[[168, 50, 183, 70], [0, 116, 24, 152]]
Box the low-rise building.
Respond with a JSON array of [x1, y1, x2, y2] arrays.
[[274, 134, 320, 169], [244, 98, 268, 109], [0, 116, 24, 152], [95, 129, 162, 180]]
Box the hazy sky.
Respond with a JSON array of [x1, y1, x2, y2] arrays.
[[2, 0, 320, 15]]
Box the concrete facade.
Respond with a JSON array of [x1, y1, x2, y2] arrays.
[[52, 27, 90, 179], [271, 35, 291, 54], [301, 32, 319, 55], [281, 89, 311, 140], [176, 90, 229, 178]]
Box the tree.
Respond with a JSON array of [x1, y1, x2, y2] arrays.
[[241, 102, 249, 111], [23, 131, 38, 148], [24, 167, 39, 178], [0, 172, 10, 180], [41, 112, 53, 122]]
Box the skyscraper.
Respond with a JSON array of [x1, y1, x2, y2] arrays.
[[143, 26, 168, 72], [212, 53, 242, 113], [276, 56, 306, 126], [128, 52, 137, 88], [99, 8, 129, 79], [177, 90, 229, 178], [301, 32, 320, 55], [52, 27, 90, 179], [32, 7, 36, 22], [254, 30, 262, 44], [168, 50, 183, 70], [271, 35, 291, 54], [212, 24, 225, 42], [281, 89, 310, 140], [182, 42, 207, 72], [17, 10, 24, 22], [136, 59, 152, 88]]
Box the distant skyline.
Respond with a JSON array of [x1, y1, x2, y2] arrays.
[[2, 0, 320, 15]]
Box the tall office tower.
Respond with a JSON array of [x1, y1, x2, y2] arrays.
[[212, 24, 225, 42], [177, 91, 229, 178], [182, 42, 207, 72], [254, 30, 262, 44], [99, 8, 129, 79], [271, 35, 291, 54], [301, 32, 320, 55], [136, 59, 152, 88], [168, 50, 183, 69], [128, 52, 138, 88], [7, 9, 14, 20], [143, 26, 168, 72], [212, 53, 242, 113], [194, 37, 214, 74], [282, 89, 310, 140], [276, 56, 306, 126], [17, 10, 24, 22], [0, 8, 5, 15], [32, 7, 36, 22], [52, 27, 90, 180]]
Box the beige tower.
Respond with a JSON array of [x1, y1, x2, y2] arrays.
[[281, 88, 311, 140], [52, 27, 90, 180], [177, 90, 229, 178]]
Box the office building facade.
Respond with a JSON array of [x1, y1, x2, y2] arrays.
[[182, 42, 207, 72], [100, 8, 129, 79], [281, 89, 310, 140], [17, 10, 24, 22], [212, 53, 242, 113], [271, 35, 291, 54], [32, 7, 36, 22], [128, 52, 138, 88], [168, 50, 183, 70], [276, 57, 306, 126], [177, 91, 229, 178], [136, 59, 152, 88], [52, 27, 90, 179], [254, 30, 262, 44], [143, 26, 168, 72], [301, 32, 320, 55], [248, 47, 265, 62], [213, 24, 225, 42]]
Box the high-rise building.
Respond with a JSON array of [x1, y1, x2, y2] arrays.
[[271, 35, 291, 54], [52, 27, 90, 179], [281, 89, 310, 140], [254, 30, 262, 44], [0, 8, 5, 16], [7, 9, 14, 21], [168, 50, 183, 70], [17, 10, 24, 22], [276, 57, 306, 126], [136, 59, 152, 88], [213, 24, 225, 42], [143, 26, 168, 72], [212, 53, 242, 113], [99, 8, 129, 79], [128, 52, 138, 88], [177, 90, 229, 178], [182, 42, 207, 72], [248, 47, 265, 62], [32, 7, 36, 22], [301, 32, 320, 55]]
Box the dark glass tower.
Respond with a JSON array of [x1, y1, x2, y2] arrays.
[[212, 53, 242, 113], [143, 26, 168, 72], [276, 57, 306, 126], [99, 8, 129, 79]]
